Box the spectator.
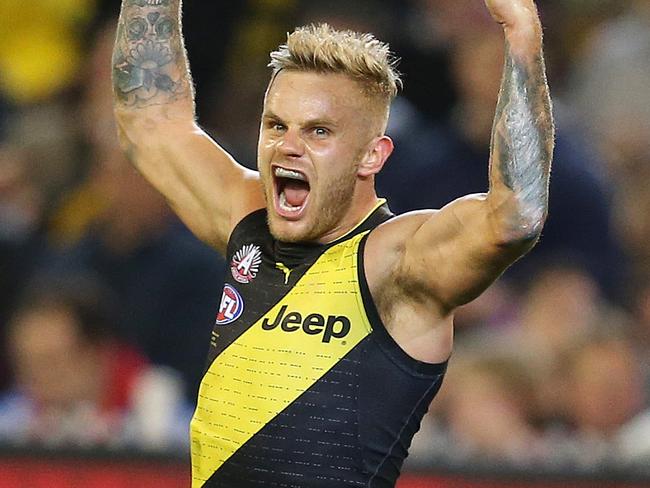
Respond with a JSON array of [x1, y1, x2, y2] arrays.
[[45, 148, 225, 401], [40, 23, 226, 401], [474, 262, 607, 427], [0, 144, 58, 393], [418, 354, 546, 465], [560, 332, 650, 465], [567, 0, 650, 279], [0, 275, 190, 450]]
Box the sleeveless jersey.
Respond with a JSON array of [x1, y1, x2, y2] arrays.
[[190, 201, 447, 488]]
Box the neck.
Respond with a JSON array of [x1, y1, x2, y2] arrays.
[[315, 184, 382, 244]]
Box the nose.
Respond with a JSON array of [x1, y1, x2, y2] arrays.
[[276, 128, 304, 158]]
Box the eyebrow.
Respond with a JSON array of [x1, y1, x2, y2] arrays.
[[307, 118, 339, 128], [262, 110, 282, 121], [262, 111, 339, 128]]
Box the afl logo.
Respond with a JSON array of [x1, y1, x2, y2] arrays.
[[216, 284, 244, 325], [230, 244, 262, 284]]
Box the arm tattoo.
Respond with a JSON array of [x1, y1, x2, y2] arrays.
[[490, 40, 554, 238], [112, 0, 192, 108]]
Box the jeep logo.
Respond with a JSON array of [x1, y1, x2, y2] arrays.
[[261, 305, 351, 343]]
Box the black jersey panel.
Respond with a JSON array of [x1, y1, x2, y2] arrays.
[[203, 342, 370, 488], [357, 336, 445, 487]]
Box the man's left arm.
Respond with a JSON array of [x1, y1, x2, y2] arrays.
[[399, 0, 554, 312]]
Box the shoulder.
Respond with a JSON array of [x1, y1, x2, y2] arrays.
[[363, 210, 437, 297], [366, 210, 438, 257]]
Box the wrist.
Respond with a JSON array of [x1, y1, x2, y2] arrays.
[[503, 12, 543, 57]]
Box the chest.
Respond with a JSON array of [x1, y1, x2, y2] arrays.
[[210, 236, 372, 361]]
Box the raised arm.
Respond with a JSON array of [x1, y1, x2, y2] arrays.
[[485, 0, 553, 244], [112, 0, 262, 252], [388, 0, 554, 312]]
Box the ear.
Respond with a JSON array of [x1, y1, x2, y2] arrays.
[[357, 136, 394, 178]]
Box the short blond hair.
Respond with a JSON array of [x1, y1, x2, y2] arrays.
[[269, 23, 401, 108]]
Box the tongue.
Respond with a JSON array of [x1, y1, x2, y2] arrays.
[[283, 180, 309, 207]]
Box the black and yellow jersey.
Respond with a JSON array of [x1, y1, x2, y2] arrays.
[[190, 200, 447, 488]]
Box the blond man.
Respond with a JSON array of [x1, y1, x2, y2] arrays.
[[112, 1, 553, 486]]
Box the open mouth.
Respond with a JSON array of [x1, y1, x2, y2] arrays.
[[273, 166, 311, 219]]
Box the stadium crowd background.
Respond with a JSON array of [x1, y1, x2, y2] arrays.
[[0, 0, 649, 478]]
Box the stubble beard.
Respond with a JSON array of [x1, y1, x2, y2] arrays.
[[265, 165, 358, 244]]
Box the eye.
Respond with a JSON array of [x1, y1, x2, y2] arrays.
[[267, 121, 285, 132], [313, 127, 329, 138]]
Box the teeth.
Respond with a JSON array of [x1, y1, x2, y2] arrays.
[[279, 192, 301, 212], [274, 167, 307, 181]]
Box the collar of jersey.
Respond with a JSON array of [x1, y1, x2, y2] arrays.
[[273, 199, 392, 267]]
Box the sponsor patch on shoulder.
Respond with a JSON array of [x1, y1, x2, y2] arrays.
[[230, 244, 262, 284], [216, 284, 244, 325]]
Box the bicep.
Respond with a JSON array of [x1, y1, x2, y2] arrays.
[[401, 193, 533, 311], [117, 119, 263, 253]]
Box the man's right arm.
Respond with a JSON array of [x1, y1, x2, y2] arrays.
[[112, 0, 263, 253]]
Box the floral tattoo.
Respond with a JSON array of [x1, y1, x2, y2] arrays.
[[113, 0, 188, 107]]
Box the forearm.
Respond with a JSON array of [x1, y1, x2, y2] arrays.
[[111, 1, 217, 247], [488, 8, 554, 243], [110, 1, 261, 252], [112, 0, 194, 119]]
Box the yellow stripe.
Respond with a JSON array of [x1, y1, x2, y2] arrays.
[[190, 232, 372, 486]]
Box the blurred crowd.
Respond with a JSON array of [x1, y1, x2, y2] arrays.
[[0, 0, 649, 473]]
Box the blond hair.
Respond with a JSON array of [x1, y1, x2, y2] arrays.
[[269, 23, 401, 109]]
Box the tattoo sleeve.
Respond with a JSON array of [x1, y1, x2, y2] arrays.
[[489, 39, 554, 239], [112, 0, 193, 110]]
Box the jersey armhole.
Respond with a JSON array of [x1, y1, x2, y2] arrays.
[[357, 233, 448, 378]]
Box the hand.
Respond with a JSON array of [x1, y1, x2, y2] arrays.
[[484, 0, 540, 29]]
